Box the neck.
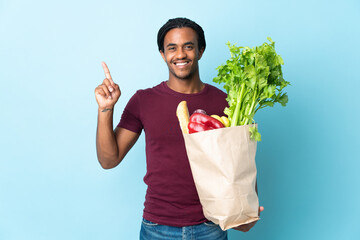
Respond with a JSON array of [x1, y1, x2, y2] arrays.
[[167, 70, 204, 94], [166, 78, 204, 94]]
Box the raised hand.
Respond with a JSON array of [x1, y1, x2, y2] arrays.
[[95, 62, 121, 111]]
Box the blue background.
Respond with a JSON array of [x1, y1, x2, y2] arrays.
[[1, 0, 359, 239]]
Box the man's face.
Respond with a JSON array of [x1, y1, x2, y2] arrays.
[[160, 27, 204, 80]]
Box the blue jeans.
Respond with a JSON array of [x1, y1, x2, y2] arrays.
[[140, 218, 228, 240]]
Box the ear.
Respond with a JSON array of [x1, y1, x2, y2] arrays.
[[160, 50, 166, 62], [198, 47, 205, 60]]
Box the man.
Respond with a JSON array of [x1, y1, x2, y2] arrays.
[[95, 17, 263, 239]]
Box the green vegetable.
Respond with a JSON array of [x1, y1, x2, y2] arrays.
[[213, 37, 290, 141]]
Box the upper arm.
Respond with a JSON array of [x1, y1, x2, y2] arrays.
[[114, 127, 141, 163]]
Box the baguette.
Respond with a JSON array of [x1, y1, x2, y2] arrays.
[[176, 101, 190, 134]]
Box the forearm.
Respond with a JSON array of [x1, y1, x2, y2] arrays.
[[96, 108, 119, 169]]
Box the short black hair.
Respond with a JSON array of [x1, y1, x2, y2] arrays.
[[157, 17, 206, 53]]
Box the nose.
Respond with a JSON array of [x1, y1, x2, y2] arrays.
[[176, 48, 186, 59]]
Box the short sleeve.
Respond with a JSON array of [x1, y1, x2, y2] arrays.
[[117, 92, 143, 134]]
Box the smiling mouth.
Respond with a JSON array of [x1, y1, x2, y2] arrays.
[[174, 61, 190, 66]]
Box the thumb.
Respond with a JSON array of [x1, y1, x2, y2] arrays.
[[258, 206, 264, 216]]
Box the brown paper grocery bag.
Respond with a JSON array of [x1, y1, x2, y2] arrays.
[[182, 125, 260, 231]]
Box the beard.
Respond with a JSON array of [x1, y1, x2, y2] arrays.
[[168, 62, 199, 80]]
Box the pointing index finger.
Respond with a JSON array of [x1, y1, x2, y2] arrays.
[[101, 61, 115, 86]]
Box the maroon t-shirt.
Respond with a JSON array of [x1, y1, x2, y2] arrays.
[[118, 81, 228, 227]]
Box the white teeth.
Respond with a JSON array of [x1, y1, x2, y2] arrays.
[[175, 62, 187, 66]]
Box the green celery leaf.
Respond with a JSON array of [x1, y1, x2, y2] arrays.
[[267, 37, 274, 44], [278, 93, 289, 106], [249, 125, 262, 141], [277, 55, 284, 65]]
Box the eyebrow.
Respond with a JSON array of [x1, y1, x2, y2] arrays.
[[166, 41, 195, 48], [183, 41, 194, 46]]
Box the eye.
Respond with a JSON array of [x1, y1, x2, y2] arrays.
[[168, 47, 176, 51], [185, 45, 194, 50]]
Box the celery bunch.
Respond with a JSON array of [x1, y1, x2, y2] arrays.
[[213, 37, 290, 141]]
